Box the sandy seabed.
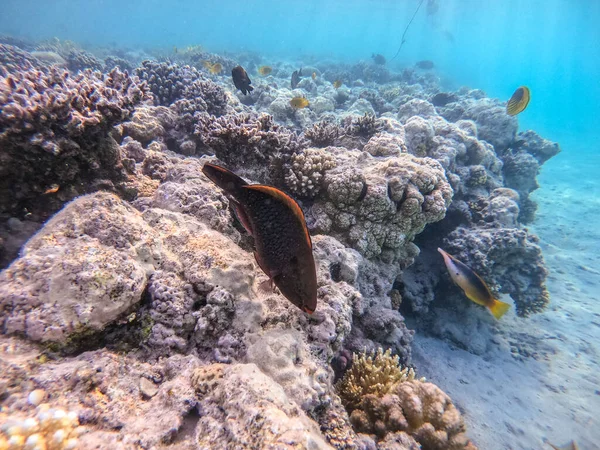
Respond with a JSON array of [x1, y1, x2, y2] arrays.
[[412, 154, 600, 450]]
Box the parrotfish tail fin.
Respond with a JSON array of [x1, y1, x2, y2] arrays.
[[489, 299, 511, 320], [201, 163, 248, 195]]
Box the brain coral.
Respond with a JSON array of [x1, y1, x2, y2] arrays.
[[309, 147, 453, 264]]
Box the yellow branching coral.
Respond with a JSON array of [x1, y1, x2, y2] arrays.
[[336, 348, 422, 411]]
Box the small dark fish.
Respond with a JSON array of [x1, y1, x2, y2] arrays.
[[202, 163, 317, 314], [291, 68, 302, 89], [331, 349, 353, 383], [431, 92, 458, 107], [371, 53, 386, 65], [231, 65, 254, 95], [438, 248, 510, 319], [416, 60, 435, 70], [506, 86, 531, 116]]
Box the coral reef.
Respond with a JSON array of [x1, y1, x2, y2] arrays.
[[350, 380, 477, 450], [444, 225, 549, 317], [336, 348, 421, 411], [0, 34, 564, 449], [308, 148, 452, 264], [0, 66, 149, 219]]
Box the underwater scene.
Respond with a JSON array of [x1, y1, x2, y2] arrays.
[[0, 0, 598, 449]]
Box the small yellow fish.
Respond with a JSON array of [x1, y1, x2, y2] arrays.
[[311, 72, 317, 80], [209, 63, 222, 74], [547, 441, 579, 450], [290, 96, 309, 109], [202, 61, 222, 74], [258, 65, 272, 76], [438, 248, 511, 320], [43, 184, 60, 195], [506, 86, 530, 116], [333, 80, 342, 89]]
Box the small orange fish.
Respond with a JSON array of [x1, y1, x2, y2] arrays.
[[311, 72, 317, 80], [333, 80, 342, 89], [202, 163, 317, 314], [290, 96, 309, 109], [438, 248, 511, 319], [43, 184, 59, 194], [258, 65, 272, 76]]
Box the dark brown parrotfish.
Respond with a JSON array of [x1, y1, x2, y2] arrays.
[[231, 65, 254, 95], [202, 163, 317, 314]]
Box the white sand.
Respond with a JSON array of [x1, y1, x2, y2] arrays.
[[412, 156, 600, 450]]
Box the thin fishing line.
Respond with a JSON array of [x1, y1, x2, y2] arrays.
[[390, 0, 425, 62]]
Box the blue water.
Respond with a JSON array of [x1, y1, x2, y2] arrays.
[[2, 0, 599, 152]]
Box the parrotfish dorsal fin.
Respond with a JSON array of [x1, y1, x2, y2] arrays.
[[202, 163, 248, 195], [242, 185, 312, 249]]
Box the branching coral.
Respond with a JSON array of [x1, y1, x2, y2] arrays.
[[0, 66, 149, 217], [342, 113, 383, 138], [194, 112, 307, 168], [336, 348, 421, 412], [303, 118, 340, 147], [135, 60, 227, 113]]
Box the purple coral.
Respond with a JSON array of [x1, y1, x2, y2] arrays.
[[0, 66, 149, 217]]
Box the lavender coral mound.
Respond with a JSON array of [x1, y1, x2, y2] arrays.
[[0, 66, 149, 217], [135, 60, 228, 115], [309, 147, 452, 264]]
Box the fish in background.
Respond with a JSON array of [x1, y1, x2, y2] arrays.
[[258, 65, 272, 75], [547, 441, 579, 450], [426, 0, 439, 16], [290, 96, 309, 109], [291, 68, 302, 89], [506, 86, 531, 116], [333, 79, 343, 89], [201, 163, 317, 314], [202, 61, 222, 74], [371, 53, 386, 65], [231, 65, 254, 95], [415, 60, 435, 70], [311, 72, 317, 80], [438, 248, 511, 320]]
